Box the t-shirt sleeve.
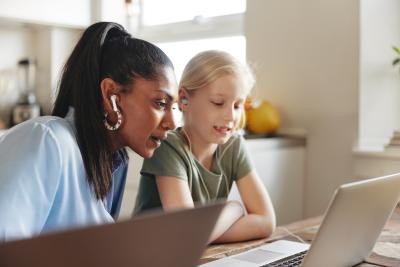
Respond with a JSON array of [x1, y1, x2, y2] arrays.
[[140, 141, 188, 181], [234, 135, 255, 181], [0, 122, 62, 241]]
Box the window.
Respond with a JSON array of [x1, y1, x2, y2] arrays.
[[157, 36, 246, 80], [141, 0, 245, 26], [135, 0, 247, 71]]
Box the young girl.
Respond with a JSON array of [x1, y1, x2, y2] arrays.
[[134, 50, 276, 243], [0, 22, 177, 241]]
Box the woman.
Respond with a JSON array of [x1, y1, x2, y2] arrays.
[[0, 22, 177, 241], [134, 50, 276, 243]]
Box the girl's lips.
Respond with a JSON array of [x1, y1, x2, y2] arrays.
[[213, 126, 232, 135]]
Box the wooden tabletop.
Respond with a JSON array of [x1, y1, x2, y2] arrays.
[[200, 207, 400, 267]]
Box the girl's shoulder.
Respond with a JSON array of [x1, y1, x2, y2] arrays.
[[150, 128, 194, 163], [164, 128, 187, 148], [220, 132, 244, 151]]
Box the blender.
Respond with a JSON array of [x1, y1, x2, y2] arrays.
[[11, 58, 41, 125]]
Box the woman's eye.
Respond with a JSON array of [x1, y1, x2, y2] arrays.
[[155, 100, 167, 110]]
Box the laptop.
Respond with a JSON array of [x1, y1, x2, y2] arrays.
[[0, 202, 225, 267], [201, 173, 400, 267]]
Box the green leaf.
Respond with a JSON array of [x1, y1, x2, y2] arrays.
[[393, 46, 400, 54], [393, 58, 400, 66]]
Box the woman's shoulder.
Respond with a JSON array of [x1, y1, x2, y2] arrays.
[[1, 115, 76, 148], [35, 115, 73, 130]]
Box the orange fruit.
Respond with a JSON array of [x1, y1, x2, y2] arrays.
[[245, 100, 280, 134]]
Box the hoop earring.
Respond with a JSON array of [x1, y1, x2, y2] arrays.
[[104, 110, 122, 131]]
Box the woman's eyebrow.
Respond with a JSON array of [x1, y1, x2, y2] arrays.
[[155, 89, 177, 102]]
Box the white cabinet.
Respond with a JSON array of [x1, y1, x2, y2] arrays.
[[0, 0, 91, 28], [228, 138, 306, 226]]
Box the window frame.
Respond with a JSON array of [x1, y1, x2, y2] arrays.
[[135, 0, 244, 44]]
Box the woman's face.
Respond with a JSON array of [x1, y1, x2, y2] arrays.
[[183, 74, 246, 146], [117, 67, 178, 158]]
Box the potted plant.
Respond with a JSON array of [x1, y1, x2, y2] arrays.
[[394, 46, 400, 74]]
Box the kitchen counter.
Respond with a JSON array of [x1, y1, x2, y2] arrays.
[[244, 133, 306, 149]]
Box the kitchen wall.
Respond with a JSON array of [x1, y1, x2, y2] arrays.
[[358, 0, 400, 151], [0, 25, 82, 123], [0, 0, 126, 125], [246, 0, 400, 217], [0, 23, 34, 124], [246, 0, 359, 218]]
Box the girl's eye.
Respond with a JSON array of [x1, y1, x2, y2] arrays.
[[212, 101, 224, 106]]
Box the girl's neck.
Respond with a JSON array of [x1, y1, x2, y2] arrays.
[[181, 126, 217, 171]]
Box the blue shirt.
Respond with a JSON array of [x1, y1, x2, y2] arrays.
[[0, 109, 128, 242]]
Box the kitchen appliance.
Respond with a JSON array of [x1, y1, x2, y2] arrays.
[[11, 58, 41, 126]]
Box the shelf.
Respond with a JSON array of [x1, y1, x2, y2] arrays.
[[244, 134, 306, 149], [353, 148, 400, 160]]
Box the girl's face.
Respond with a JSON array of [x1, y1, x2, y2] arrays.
[[118, 67, 178, 158], [182, 74, 246, 146]]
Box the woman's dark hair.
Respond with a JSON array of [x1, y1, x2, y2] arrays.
[[52, 22, 173, 199]]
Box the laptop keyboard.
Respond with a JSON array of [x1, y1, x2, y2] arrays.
[[262, 250, 308, 267]]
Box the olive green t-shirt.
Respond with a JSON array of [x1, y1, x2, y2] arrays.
[[134, 128, 254, 214]]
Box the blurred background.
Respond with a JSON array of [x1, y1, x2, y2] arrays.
[[0, 0, 399, 225]]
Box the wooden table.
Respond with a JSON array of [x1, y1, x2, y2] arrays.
[[200, 207, 400, 266]]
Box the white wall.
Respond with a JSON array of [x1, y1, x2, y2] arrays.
[[0, 0, 90, 27], [358, 0, 400, 151], [0, 25, 83, 117], [32, 27, 82, 114], [246, 0, 360, 217], [0, 24, 34, 124], [0, 0, 126, 120]]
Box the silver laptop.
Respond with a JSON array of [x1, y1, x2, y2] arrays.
[[0, 203, 225, 267], [201, 173, 400, 267]]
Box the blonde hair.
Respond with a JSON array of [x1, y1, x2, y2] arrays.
[[179, 50, 255, 95]]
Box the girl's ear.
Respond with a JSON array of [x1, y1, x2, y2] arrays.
[[178, 87, 190, 111]]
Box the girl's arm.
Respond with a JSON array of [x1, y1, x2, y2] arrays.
[[212, 170, 276, 243], [156, 176, 245, 242]]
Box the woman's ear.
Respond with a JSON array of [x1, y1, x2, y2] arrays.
[[100, 78, 121, 114]]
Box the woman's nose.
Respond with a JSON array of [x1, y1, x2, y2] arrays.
[[161, 109, 177, 131]]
